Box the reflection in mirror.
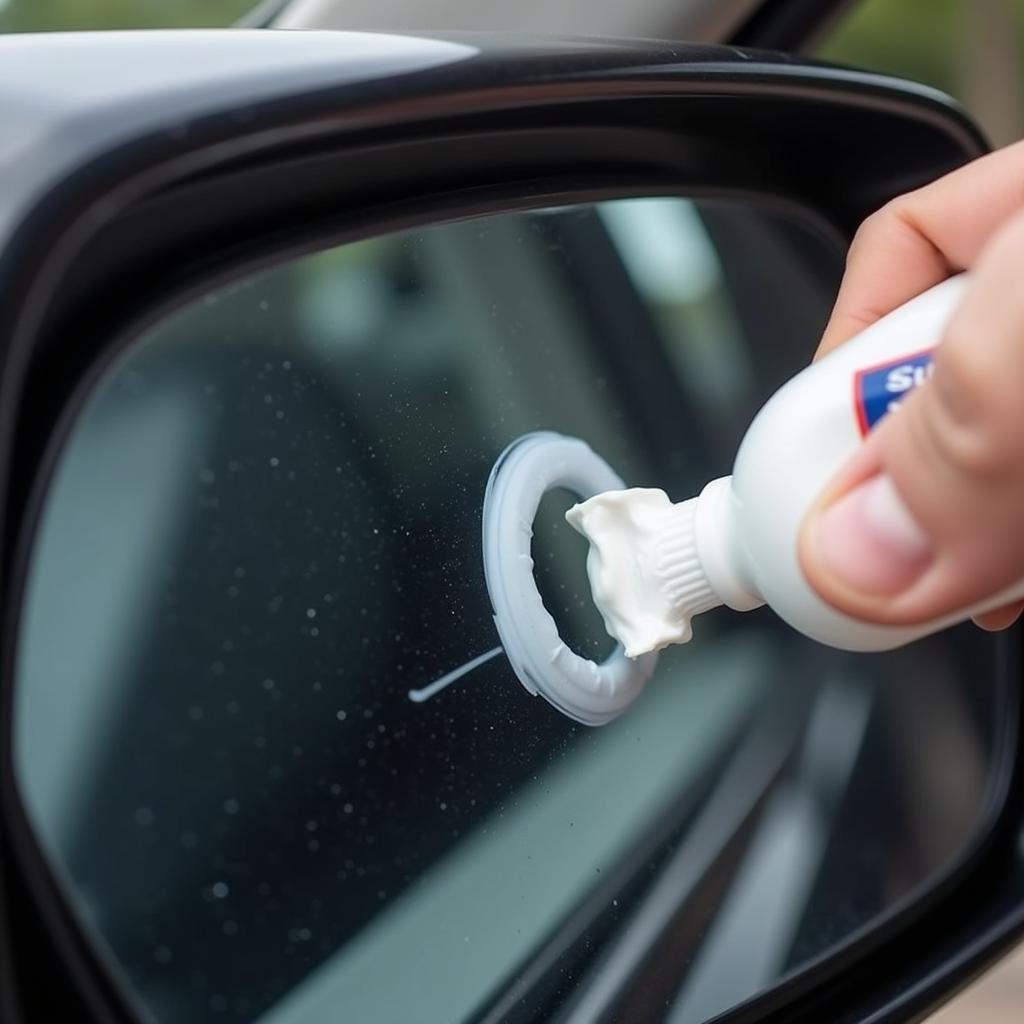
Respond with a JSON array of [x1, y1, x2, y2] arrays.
[[14, 197, 1002, 1024]]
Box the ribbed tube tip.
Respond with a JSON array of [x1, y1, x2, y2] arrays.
[[565, 487, 722, 659]]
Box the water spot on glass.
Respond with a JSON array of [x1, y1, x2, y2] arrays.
[[223, 798, 239, 815], [223, 920, 239, 937], [335, 710, 347, 722], [188, 705, 204, 721], [134, 807, 155, 827], [211, 882, 229, 899], [262, 678, 275, 691], [180, 831, 198, 849], [343, 803, 354, 814]]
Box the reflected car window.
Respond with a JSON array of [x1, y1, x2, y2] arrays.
[[14, 198, 1000, 1024]]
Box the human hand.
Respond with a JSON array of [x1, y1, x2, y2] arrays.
[[798, 141, 1024, 631]]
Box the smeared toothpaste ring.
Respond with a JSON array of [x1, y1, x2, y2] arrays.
[[482, 432, 657, 725]]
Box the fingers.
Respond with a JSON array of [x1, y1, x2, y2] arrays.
[[973, 601, 1024, 631], [800, 208, 1024, 626], [816, 139, 1024, 359]]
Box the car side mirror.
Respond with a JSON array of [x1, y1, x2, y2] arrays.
[[1, 28, 1017, 1024]]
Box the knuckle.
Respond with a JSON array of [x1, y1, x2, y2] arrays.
[[853, 197, 914, 244], [919, 334, 1017, 479], [850, 204, 897, 254], [847, 198, 923, 278], [935, 318, 990, 412]]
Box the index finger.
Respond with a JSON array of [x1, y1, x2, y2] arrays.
[[815, 139, 1024, 359]]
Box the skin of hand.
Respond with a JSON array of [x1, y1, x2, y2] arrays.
[[797, 140, 1024, 632]]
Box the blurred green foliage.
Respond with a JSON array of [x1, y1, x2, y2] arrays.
[[821, 0, 1024, 144], [0, 0, 255, 31], [819, 0, 961, 93]]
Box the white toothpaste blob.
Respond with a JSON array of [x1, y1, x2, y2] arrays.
[[566, 488, 723, 658]]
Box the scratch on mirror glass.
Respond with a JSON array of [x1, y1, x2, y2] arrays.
[[408, 646, 503, 704]]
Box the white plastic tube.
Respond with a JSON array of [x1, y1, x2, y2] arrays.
[[568, 274, 1024, 655]]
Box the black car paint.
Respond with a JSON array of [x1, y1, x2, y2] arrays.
[[0, 28, 1017, 1024]]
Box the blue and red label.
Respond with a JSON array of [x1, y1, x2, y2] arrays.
[[853, 349, 935, 436]]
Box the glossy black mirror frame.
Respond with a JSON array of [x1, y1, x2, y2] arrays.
[[0, 29, 1015, 1024]]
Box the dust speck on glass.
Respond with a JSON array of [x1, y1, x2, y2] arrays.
[[14, 198, 1001, 1024]]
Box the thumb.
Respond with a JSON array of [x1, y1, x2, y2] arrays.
[[799, 210, 1024, 629]]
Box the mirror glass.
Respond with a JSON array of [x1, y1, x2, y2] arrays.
[[13, 196, 1004, 1024]]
